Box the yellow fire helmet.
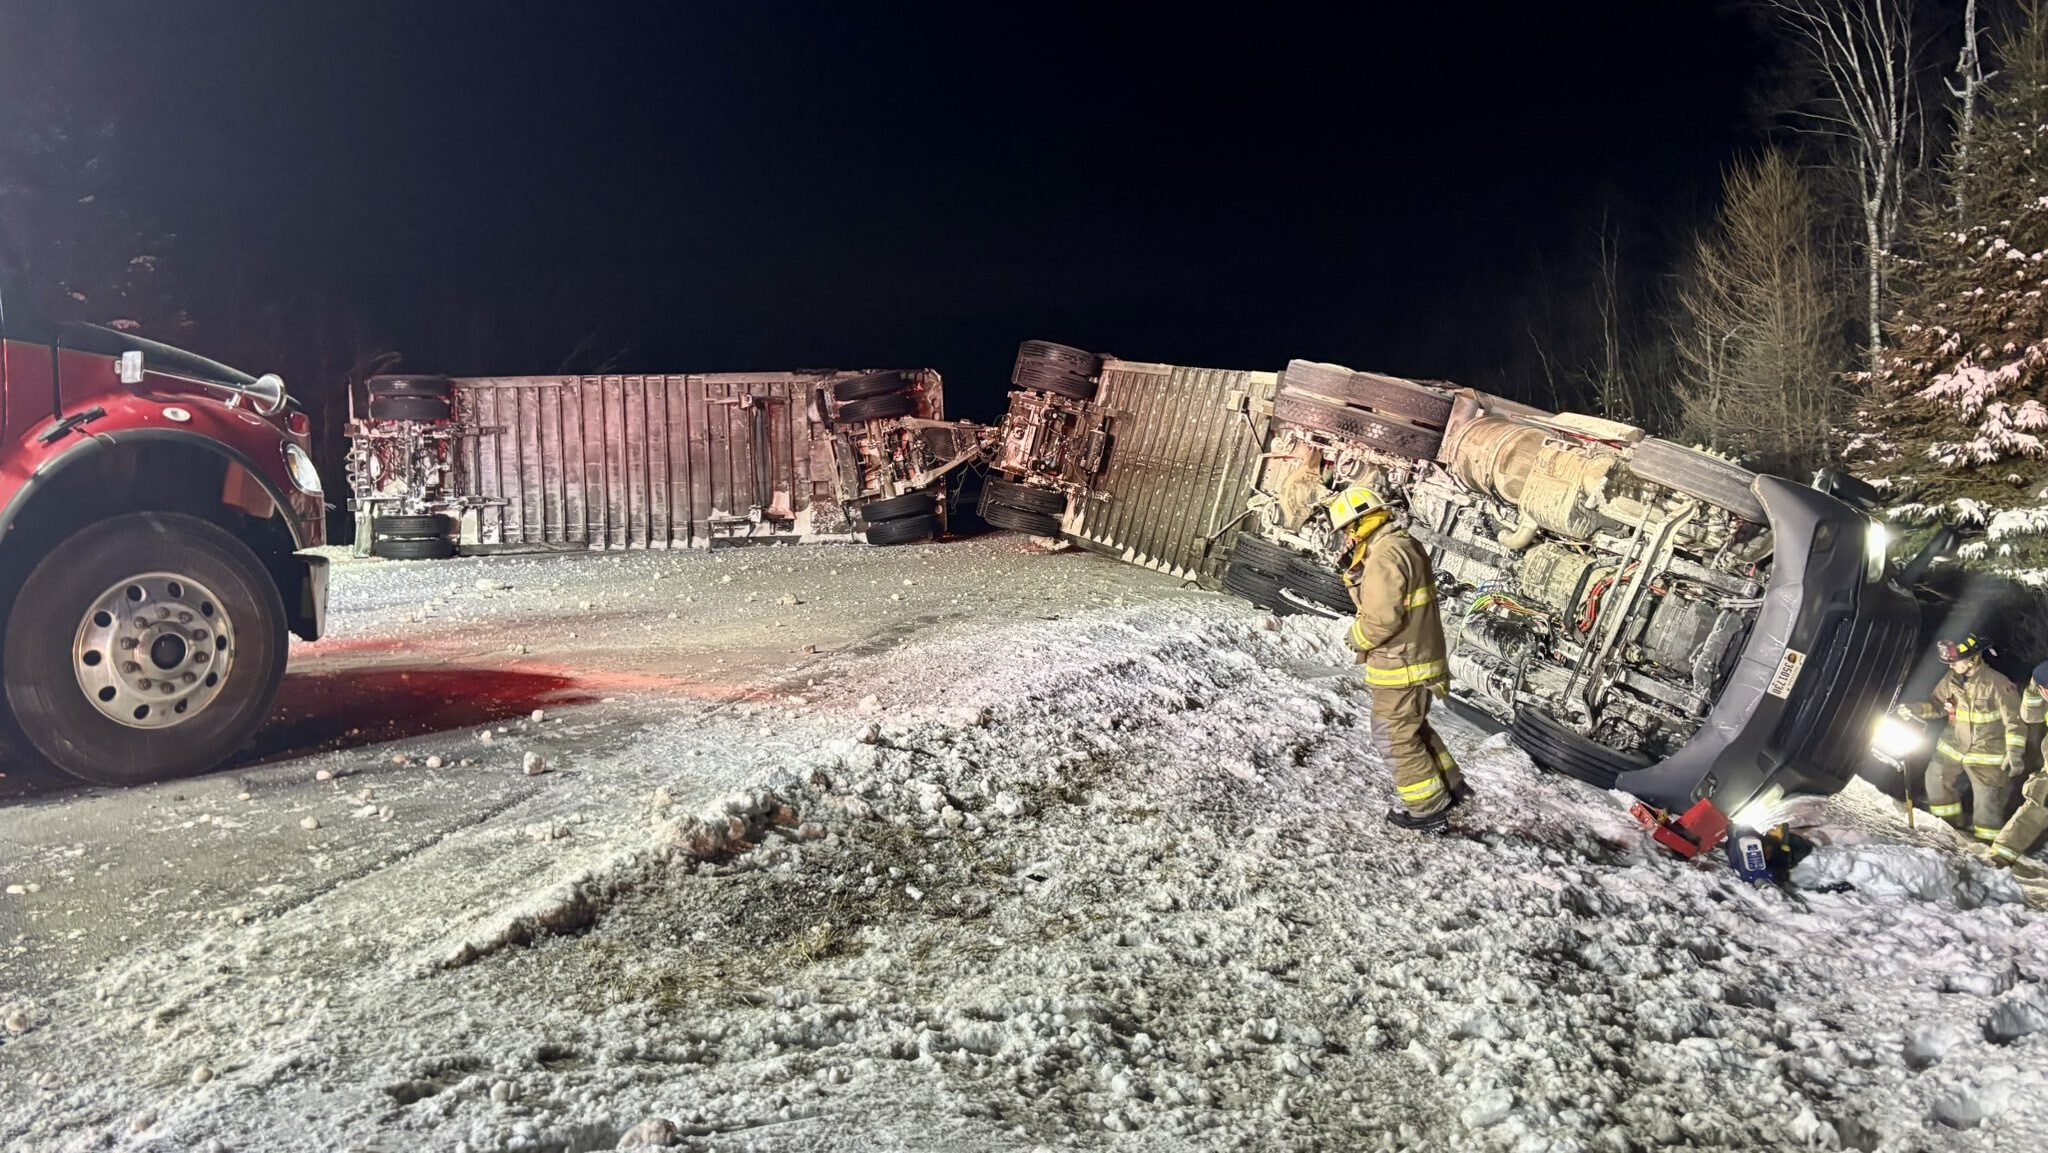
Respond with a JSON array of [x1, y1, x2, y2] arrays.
[[1936, 633, 1989, 663], [1327, 484, 1387, 532]]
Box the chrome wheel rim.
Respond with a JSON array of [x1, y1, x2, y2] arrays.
[[72, 572, 235, 728]]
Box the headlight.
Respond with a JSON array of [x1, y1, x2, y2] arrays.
[[1733, 784, 1787, 832], [1865, 522, 1890, 581], [1871, 714, 1926, 760], [284, 442, 322, 494]]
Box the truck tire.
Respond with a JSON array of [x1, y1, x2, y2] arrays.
[[1014, 340, 1102, 380], [1626, 439, 1767, 522], [833, 393, 918, 425], [367, 394, 452, 422], [981, 499, 1064, 537], [984, 478, 1067, 515], [1271, 393, 1443, 460], [834, 371, 913, 402], [865, 514, 939, 546], [1013, 363, 1098, 401], [1509, 708, 1650, 790], [1222, 551, 1299, 615], [1285, 554, 1356, 614], [1226, 534, 1302, 578], [366, 374, 454, 399], [861, 491, 937, 522], [1280, 361, 1453, 428], [374, 536, 457, 560], [2, 512, 288, 785], [371, 513, 453, 538]]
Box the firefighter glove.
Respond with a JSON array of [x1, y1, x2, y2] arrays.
[[2008, 750, 2030, 781]]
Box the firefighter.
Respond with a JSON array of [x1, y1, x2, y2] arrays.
[[1902, 633, 2026, 843], [1330, 483, 1466, 829], [1988, 660, 2048, 867]]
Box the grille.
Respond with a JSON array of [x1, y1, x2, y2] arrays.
[[1775, 609, 1917, 775]]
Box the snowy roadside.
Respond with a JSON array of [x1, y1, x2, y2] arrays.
[[2, 542, 2047, 1151]]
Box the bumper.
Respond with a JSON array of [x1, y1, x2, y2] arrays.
[[1618, 477, 1920, 818], [288, 552, 328, 641]]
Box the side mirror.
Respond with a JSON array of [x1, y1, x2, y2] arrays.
[[1899, 524, 1960, 585], [118, 350, 144, 385], [1815, 467, 1882, 514]]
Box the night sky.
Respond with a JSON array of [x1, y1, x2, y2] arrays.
[[6, 1, 1765, 422]]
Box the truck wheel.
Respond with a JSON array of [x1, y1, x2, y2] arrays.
[[1271, 393, 1444, 460], [1280, 361, 1453, 428], [865, 514, 939, 545], [1509, 708, 1650, 790], [374, 536, 457, 560], [984, 478, 1067, 516], [367, 374, 454, 399], [1222, 552, 1299, 615], [1013, 363, 1098, 400], [861, 491, 937, 522], [1014, 340, 1102, 379], [1285, 554, 1356, 614], [981, 499, 1064, 537], [3, 512, 288, 785], [834, 371, 914, 402], [1626, 439, 1767, 522], [1226, 534, 1302, 578], [833, 394, 918, 425], [367, 394, 452, 422], [372, 513, 453, 538]]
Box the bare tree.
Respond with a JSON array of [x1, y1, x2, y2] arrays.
[[1949, 0, 1998, 217], [1675, 150, 1845, 473], [1765, 0, 1923, 360]]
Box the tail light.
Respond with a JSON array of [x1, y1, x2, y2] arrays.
[[287, 412, 311, 438]]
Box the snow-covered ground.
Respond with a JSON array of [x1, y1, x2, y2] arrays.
[[3, 537, 2047, 1152]]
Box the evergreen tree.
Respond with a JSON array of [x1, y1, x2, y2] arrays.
[[1855, 2, 2048, 575]]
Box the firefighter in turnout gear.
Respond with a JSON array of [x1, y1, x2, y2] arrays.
[[1903, 633, 2026, 843], [1988, 659, 2048, 867], [1331, 483, 1466, 829]]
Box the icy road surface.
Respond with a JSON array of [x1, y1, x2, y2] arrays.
[[4, 538, 2048, 1152]]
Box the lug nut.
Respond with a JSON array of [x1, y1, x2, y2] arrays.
[[119, 638, 138, 651], [178, 612, 194, 624], [194, 651, 210, 664], [160, 684, 175, 695], [137, 678, 152, 690], [121, 661, 141, 674], [182, 673, 197, 685]]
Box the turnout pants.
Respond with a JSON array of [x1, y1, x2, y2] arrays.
[[1926, 753, 2013, 842], [1371, 684, 1460, 816], [1993, 773, 2048, 864]]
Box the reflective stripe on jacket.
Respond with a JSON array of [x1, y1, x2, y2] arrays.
[[1918, 665, 2025, 766], [1345, 527, 1448, 688]]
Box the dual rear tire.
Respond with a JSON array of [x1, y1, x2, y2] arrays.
[[371, 514, 455, 560]]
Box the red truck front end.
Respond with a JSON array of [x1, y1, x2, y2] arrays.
[[0, 323, 327, 784]]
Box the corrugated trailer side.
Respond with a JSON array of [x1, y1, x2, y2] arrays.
[[446, 370, 947, 549], [1066, 359, 1278, 585]]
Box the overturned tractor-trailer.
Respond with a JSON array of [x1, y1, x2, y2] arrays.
[[346, 368, 989, 556], [985, 340, 1924, 850]]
